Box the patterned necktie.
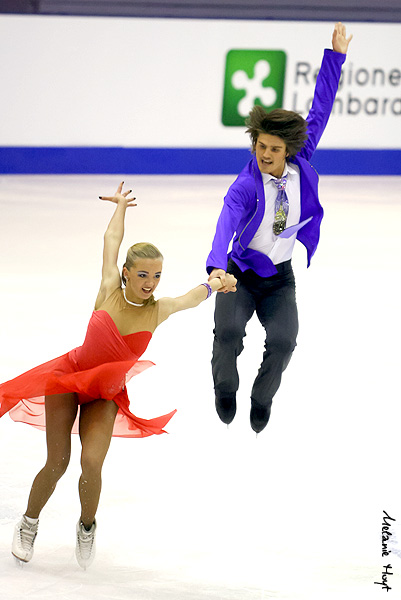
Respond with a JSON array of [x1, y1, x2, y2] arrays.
[[272, 175, 289, 236]]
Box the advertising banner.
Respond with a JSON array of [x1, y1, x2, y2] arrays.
[[0, 16, 399, 172]]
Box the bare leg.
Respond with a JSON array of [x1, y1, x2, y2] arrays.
[[25, 393, 78, 518], [78, 399, 118, 527]]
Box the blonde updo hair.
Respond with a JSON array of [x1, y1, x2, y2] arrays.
[[122, 242, 163, 305]]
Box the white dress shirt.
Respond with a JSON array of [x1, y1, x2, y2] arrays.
[[248, 162, 301, 265]]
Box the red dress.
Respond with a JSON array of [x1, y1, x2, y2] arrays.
[[0, 308, 176, 438]]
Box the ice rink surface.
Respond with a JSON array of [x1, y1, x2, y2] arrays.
[[1, 174, 400, 599]]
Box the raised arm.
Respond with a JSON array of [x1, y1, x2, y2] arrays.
[[300, 22, 352, 162], [94, 182, 137, 309], [157, 274, 237, 324]]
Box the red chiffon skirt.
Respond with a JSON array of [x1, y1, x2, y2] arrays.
[[0, 311, 177, 438]]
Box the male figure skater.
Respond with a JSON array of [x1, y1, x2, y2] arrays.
[[207, 22, 353, 433]]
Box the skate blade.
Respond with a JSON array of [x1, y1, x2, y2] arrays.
[[12, 553, 28, 567]]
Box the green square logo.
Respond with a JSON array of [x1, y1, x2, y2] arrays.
[[222, 50, 287, 126]]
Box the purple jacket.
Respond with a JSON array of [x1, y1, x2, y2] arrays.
[[206, 49, 346, 277]]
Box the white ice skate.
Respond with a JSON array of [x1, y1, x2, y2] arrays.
[[75, 519, 96, 569], [12, 515, 39, 563]]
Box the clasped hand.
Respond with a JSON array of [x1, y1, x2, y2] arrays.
[[223, 273, 237, 293], [209, 269, 237, 293]]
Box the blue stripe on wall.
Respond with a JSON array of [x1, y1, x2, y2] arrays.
[[0, 147, 400, 175]]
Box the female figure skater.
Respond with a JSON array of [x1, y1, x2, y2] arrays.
[[0, 183, 237, 568]]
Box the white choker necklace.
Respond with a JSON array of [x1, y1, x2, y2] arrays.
[[123, 288, 144, 307]]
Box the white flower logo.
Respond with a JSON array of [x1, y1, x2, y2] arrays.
[[231, 60, 277, 117]]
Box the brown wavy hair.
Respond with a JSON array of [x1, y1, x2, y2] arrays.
[[245, 106, 308, 158]]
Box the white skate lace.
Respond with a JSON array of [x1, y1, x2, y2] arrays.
[[77, 523, 95, 559], [18, 518, 38, 552]]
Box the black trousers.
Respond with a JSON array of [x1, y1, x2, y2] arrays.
[[212, 258, 299, 412]]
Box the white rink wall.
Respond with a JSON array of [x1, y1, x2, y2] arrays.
[[0, 16, 400, 149]]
